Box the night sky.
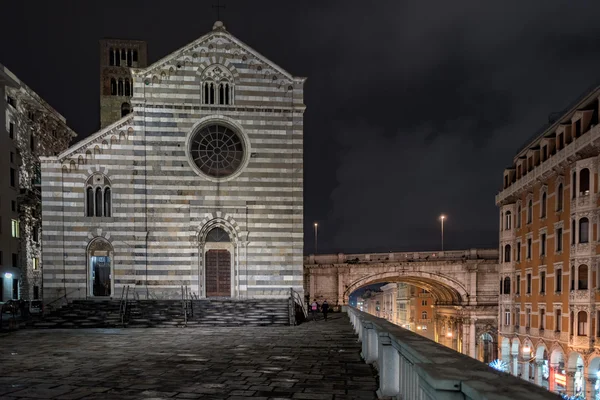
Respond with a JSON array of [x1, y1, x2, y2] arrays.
[[2, 1, 600, 255]]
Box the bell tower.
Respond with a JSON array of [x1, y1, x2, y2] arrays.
[[99, 39, 148, 128]]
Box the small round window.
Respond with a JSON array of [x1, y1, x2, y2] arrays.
[[189, 124, 244, 178]]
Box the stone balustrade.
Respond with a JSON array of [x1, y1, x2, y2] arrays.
[[346, 307, 561, 400], [305, 248, 498, 265]]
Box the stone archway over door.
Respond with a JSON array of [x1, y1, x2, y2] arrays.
[[87, 237, 114, 297], [203, 227, 234, 298], [206, 249, 231, 297]]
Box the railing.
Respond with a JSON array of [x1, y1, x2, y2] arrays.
[[44, 288, 82, 313], [290, 288, 307, 325], [119, 285, 130, 326], [181, 285, 190, 327], [305, 248, 499, 265], [346, 307, 561, 400]]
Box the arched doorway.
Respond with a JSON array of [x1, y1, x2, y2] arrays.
[[87, 238, 113, 297], [478, 332, 495, 364], [204, 227, 232, 298]]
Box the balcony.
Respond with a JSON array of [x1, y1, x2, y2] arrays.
[[500, 325, 515, 336], [496, 124, 600, 205], [570, 335, 593, 349], [569, 289, 593, 303], [571, 242, 594, 256], [500, 228, 515, 242], [499, 294, 513, 304], [572, 192, 594, 212]]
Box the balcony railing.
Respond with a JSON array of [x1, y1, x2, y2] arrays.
[[569, 289, 593, 303], [346, 307, 561, 399]]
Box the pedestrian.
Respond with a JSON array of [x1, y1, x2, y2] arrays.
[[322, 300, 329, 321], [310, 299, 319, 321]]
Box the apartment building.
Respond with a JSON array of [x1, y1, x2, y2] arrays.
[[0, 63, 74, 302], [496, 84, 600, 398]]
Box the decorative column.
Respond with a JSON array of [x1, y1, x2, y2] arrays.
[[461, 319, 469, 356], [469, 319, 477, 359], [534, 361, 544, 386], [566, 371, 575, 396], [511, 355, 518, 376], [585, 376, 596, 400], [336, 270, 344, 306]]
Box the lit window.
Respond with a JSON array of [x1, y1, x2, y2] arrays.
[[32, 257, 38, 270], [11, 219, 19, 238]]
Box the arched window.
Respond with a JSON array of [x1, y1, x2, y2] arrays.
[[206, 227, 230, 242], [95, 187, 103, 217], [118, 79, 124, 96], [86, 187, 94, 217], [78, 156, 84, 165], [127, 49, 132, 67], [572, 170, 577, 199], [557, 183, 564, 211], [505, 211, 512, 230], [201, 65, 234, 105], [504, 244, 511, 263], [517, 204, 521, 228], [541, 192, 547, 218], [121, 103, 131, 117], [109, 48, 115, 66], [578, 264, 588, 290], [579, 217, 589, 243], [110, 78, 117, 96], [104, 187, 111, 217], [580, 168, 590, 195], [130, 80, 134, 96], [124, 79, 131, 96], [578, 311, 588, 336], [421, 311, 428, 320], [572, 219, 576, 245], [86, 174, 112, 218], [203, 83, 210, 104], [503, 277, 511, 295], [527, 200, 532, 224], [219, 83, 225, 105]]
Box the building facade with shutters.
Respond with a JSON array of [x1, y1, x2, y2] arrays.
[[496, 84, 600, 397], [40, 21, 305, 302], [0, 63, 75, 302]]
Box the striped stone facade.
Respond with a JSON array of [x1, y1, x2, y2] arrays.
[[40, 21, 305, 301]]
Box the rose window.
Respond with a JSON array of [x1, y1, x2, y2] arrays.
[[189, 124, 244, 178]]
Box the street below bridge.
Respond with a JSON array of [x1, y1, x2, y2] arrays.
[[0, 314, 377, 400]]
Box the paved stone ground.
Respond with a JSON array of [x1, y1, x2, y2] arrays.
[[0, 313, 377, 400]]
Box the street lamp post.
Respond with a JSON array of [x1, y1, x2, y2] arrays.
[[314, 222, 318, 254], [440, 215, 446, 251]]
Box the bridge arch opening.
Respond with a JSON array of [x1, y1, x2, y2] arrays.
[[344, 271, 468, 306]]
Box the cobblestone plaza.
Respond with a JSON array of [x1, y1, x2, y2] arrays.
[[0, 314, 376, 399]]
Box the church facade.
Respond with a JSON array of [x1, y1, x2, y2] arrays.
[[40, 21, 305, 301]]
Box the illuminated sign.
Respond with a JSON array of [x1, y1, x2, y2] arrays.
[[555, 373, 566, 387]]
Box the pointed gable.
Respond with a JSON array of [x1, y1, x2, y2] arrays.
[[131, 21, 306, 110]]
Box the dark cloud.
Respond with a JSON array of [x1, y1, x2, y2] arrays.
[[2, 1, 600, 254]]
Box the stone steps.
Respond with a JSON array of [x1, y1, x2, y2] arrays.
[[28, 298, 291, 329]]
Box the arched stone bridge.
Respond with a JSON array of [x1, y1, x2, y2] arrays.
[[304, 248, 500, 359]]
